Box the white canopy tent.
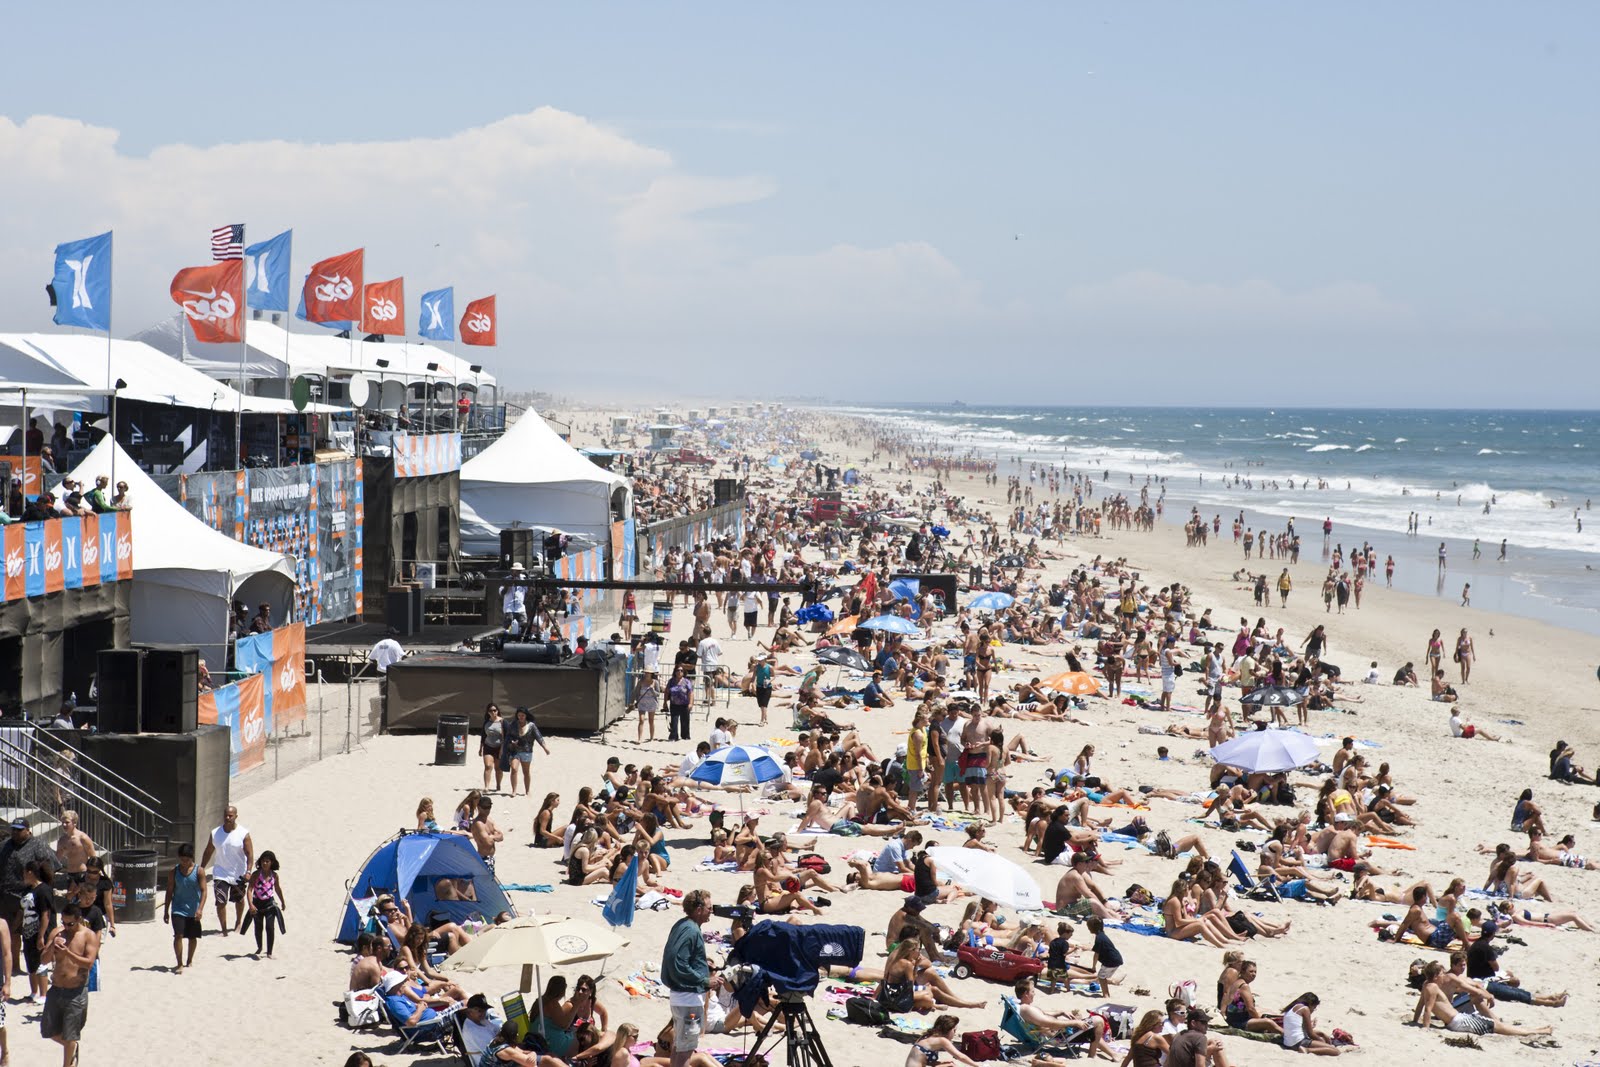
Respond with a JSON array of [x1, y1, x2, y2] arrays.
[[68, 437, 297, 668], [0, 333, 342, 415], [458, 409, 631, 553], [130, 317, 496, 390]]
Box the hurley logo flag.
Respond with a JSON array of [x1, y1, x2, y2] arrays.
[[419, 287, 454, 342], [48, 232, 113, 330], [361, 277, 405, 335], [244, 230, 292, 312], [601, 855, 638, 928], [302, 248, 363, 323], [170, 260, 245, 343], [460, 294, 496, 346], [296, 279, 352, 331]]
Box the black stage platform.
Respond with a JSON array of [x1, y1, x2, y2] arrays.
[[305, 621, 501, 657], [384, 653, 627, 733]]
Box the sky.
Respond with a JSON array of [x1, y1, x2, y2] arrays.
[[1, 2, 1595, 406]]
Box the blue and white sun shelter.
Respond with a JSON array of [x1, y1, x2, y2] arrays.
[[336, 831, 514, 943]]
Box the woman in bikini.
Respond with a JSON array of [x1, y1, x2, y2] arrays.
[[1161, 876, 1246, 947], [1220, 961, 1282, 1035], [904, 1014, 982, 1067], [533, 792, 565, 849], [1424, 629, 1444, 677]]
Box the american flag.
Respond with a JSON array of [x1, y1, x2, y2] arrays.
[[211, 223, 244, 260]]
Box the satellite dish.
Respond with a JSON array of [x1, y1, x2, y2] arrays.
[[348, 373, 372, 408], [380, 380, 406, 412], [291, 375, 312, 412]]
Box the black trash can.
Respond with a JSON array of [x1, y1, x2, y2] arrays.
[[110, 848, 160, 923], [435, 715, 470, 765]]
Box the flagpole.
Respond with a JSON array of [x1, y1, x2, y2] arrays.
[[236, 225, 248, 472], [107, 230, 115, 489], [283, 233, 292, 466]]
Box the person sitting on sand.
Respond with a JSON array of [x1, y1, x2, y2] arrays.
[[1484, 843, 1553, 900], [799, 784, 904, 837], [1398, 886, 1464, 949], [877, 940, 987, 1013], [1448, 708, 1499, 741], [1220, 960, 1281, 1036], [1412, 962, 1552, 1038], [1431, 669, 1459, 703], [1162, 875, 1246, 947], [1053, 852, 1123, 922]]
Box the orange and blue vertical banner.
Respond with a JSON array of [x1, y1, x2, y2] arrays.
[[198, 673, 266, 776], [234, 621, 308, 732]]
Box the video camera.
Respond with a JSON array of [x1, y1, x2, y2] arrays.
[[725, 919, 865, 1002]]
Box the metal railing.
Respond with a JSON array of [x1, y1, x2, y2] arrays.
[[0, 726, 173, 855]]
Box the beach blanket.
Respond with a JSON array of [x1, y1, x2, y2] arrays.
[[499, 883, 554, 893], [695, 860, 740, 872], [616, 971, 671, 999], [1106, 920, 1167, 938], [1364, 835, 1415, 850]]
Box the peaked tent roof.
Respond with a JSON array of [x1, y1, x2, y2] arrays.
[[67, 436, 295, 594], [461, 408, 625, 490]]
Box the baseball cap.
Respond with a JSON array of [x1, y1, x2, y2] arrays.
[[9, 818, 28, 831]]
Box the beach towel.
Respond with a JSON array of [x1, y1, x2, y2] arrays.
[[1106, 921, 1167, 938], [695, 860, 740, 872], [616, 971, 671, 999], [499, 883, 554, 893], [1364, 835, 1415, 850]]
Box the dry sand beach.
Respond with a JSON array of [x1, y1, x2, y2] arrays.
[[42, 407, 1600, 1067]]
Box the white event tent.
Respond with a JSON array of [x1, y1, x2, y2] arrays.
[[458, 410, 631, 553], [68, 437, 297, 667]]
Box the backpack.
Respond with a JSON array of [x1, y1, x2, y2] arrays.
[[1152, 831, 1174, 859], [844, 996, 889, 1026], [797, 853, 832, 875]]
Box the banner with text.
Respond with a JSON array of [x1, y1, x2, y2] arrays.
[[198, 673, 267, 777]]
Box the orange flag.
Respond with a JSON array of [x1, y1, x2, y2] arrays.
[[362, 277, 405, 335], [169, 260, 245, 343], [460, 295, 496, 346], [302, 248, 364, 323]]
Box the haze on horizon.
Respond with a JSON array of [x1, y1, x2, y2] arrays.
[[1, 2, 1594, 408]]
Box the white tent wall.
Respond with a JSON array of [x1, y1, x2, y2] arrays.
[[68, 437, 297, 664]]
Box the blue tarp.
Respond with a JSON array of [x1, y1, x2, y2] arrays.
[[335, 832, 515, 943]]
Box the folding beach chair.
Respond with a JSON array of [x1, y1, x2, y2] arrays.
[[1228, 849, 1280, 902], [384, 997, 460, 1056], [501, 991, 531, 1042], [998, 994, 1093, 1055]]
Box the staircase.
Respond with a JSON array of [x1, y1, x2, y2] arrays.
[[0, 726, 174, 856]]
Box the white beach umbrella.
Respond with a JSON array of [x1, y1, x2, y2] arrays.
[[927, 846, 1045, 911], [1209, 729, 1320, 774]]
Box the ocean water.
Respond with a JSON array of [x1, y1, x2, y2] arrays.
[[837, 404, 1600, 635]]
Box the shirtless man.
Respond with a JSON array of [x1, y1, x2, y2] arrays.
[[54, 811, 97, 875], [1053, 852, 1122, 921], [470, 796, 505, 872], [800, 785, 901, 837], [854, 775, 917, 826], [41, 903, 98, 1067], [349, 931, 388, 990], [1323, 827, 1389, 875], [959, 702, 996, 814], [1399, 886, 1460, 950]]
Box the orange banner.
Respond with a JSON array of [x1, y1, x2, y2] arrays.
[[274, 621, 307, 727], [79, 514, 100, 587], [114, 511, 133, 579], [2, 526, 23, 601], [43, 522, 64, 594], [237, 673, 266, 773]]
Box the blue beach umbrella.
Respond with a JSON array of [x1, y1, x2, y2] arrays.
[[968, 591, 1015, 612], [860, 614, 919, 636], [689, 745, 785, 786], [795, 603, 835, 624]]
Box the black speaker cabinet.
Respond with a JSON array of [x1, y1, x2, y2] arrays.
[[140, 647, 199, 734], [502, 641, 562, 664], [713, 478, 744, 505], [96, 650, 143, 734], [500, 528, 535, 569]]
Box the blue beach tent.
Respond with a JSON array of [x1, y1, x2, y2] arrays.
[[336, 831, 515, 943]]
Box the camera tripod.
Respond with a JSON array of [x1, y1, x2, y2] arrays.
[[743, 994, 833, 1067]]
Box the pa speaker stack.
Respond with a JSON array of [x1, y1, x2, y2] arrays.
[[500, 528, 536, 570], [95, 650, 143, 734], [140, 648, 199, 734]]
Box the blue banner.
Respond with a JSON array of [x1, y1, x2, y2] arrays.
[[98, 521, 117, 585], [244, 229, 292, 312], [296, 276, 352, 331], [418, 287, 454, 341], [60, 517, 82, 589], [51, 232, 112, 331], [235, 630, 273, 676], [602, 855, 638, 928], [622, 517, 637, 577], [23, 524, 45, 598], [210, 682, 242, 776]]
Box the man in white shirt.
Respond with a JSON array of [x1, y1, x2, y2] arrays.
[[697, 634, 723, 703], [500, 562, 528, 631], [200, 805, 254, 935], [369, 637, 404, 674], [740, 590, 762, 639]]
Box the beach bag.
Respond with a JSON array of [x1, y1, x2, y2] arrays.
[[1169, 979, 1198, 1007], [342, 988, 383, 1029], [960, 1029, 1002, 1060], [845, 995, 889, 1026]]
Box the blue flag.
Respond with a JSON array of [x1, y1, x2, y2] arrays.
[[244, 230, 292, 312], [50, 232, 112, 331], [296, 275, 352, 331], [601, 855, 638, 928], [418, 287, 455, 341]]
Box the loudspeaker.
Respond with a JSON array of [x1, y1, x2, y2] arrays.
[[95, 650, 143, 734], [502, 641, 562, 664], [713, 478, 744, 506], [140, 647, 199, 734], [387, 589, 417, 636], [500, 528, 535, 569]]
